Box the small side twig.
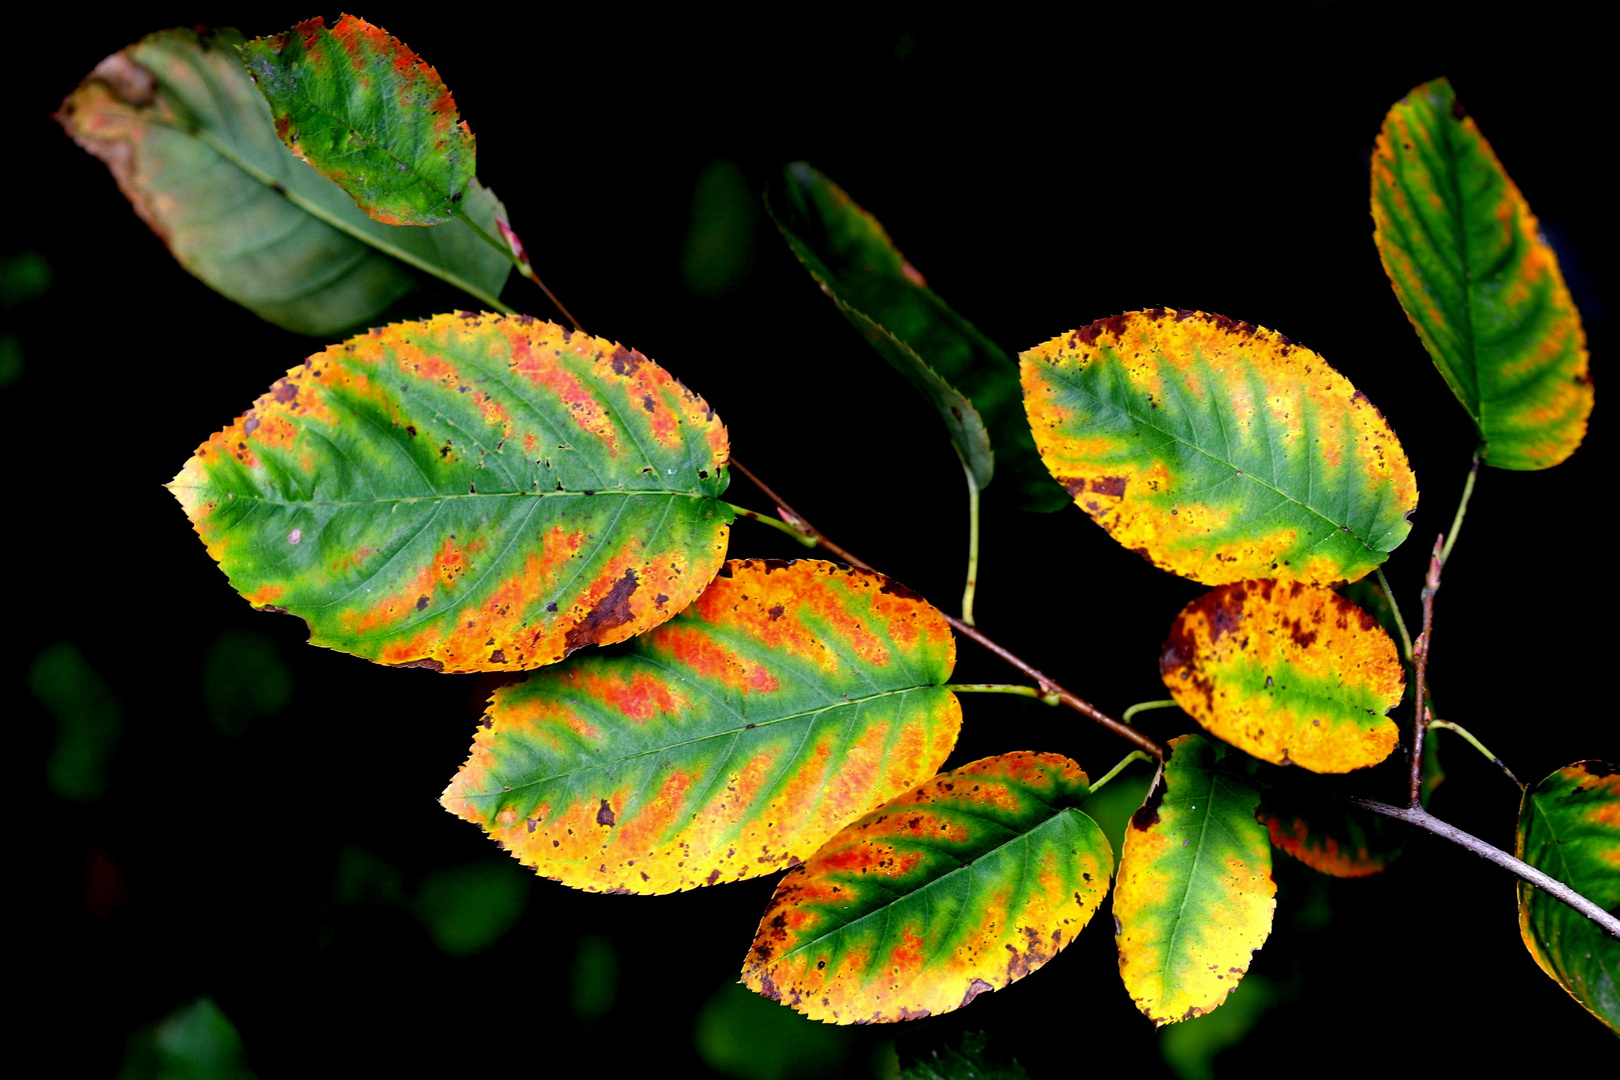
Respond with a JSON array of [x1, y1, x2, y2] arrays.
[[1440, 448, 1483, 566], [1407, 534, 1444, 808], [1428, 719, 1524, 790], [728, 457, 1166, 761], [1350, 798, 1620, 941]]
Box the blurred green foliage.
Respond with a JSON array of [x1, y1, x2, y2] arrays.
[[202, 630, 291, 738], [900, 1030, 1029, 1079], [695, 981, 859, 1080], [1159, 974, 1278, 1080], [117, 997, 255, 1080], [32, 642, 123, 802], [570, 933, 619, 1020], [682, 159, 758, 298], [414, 860, 530, 956]]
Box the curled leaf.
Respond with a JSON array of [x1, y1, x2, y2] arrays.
[[1161, 581, 1404, 773], [1259, 789, 1405, 877], [1373, 78, 1592, 470], [243, 15, 475, 226], [1021, 309, 1418, 585], [1516, 761, 1619, 1032], [742, 753, 1110, 1023], [442, 560, 962, 894], [171, 314, 731, 672], [1114, 735, 1275, 1025]]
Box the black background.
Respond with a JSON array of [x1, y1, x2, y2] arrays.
[[8, 3, 1612, 1076]]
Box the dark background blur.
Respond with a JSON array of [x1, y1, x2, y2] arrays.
[[8, 3, 1612, 1076]]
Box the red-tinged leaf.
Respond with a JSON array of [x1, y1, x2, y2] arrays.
[[56, 27, 510, 334], [1021, 310, 1418, 586], [243, 15, 475, 226], [1373, 78, 1592, 470], [1115, 735, 1275, 1026], [441, 560, 962, 894], [742, 753, 1110, 1023], [1516, 761, 1620, 1032], [170, 314, 731, 672], [1259, 788, 1405, 877], [1160, 580, 1404, 773]]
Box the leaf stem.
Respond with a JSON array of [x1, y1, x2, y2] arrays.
[[190, 128, 517, 315], [1440, 448, 1483, 565], [458, 212, 585, 332], [1089, 751, 1149, 794], [1349, 798, 1620, 941], [1374, 565, 1415, 662], [1428, 719, 1524, 789], [1120, 699, 1178, 726], [1407, 535, 1445, 808], [960, 455, 981, 627], [729, 458, 1167, 761], [947, 683, 1059, 704], [724, 502, 819, 547]]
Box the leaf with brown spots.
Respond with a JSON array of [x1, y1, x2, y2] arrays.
[[1373, 78, 1592, 470], [1160, 581, 1404, 773], [243, 15, 475, 226], [1258, 785, 1406, 877], [741, 753, 1110, 1023], [1516, 761, 1620, 1033], [56, 27, 510, 335], [1021, 309, 1418, 586], [769, 163, 1065, 510], [442, 560, 962, 894], [1114, 735, 1275, 1026], [170, 314, 732, 672]]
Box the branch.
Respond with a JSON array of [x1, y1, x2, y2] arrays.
[[1350, 798, 1620, 941], [1407, 535, 1444, 807], [729, 457, 1168, 761]]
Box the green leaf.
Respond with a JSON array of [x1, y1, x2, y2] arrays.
[[1160, 580, 1404, 772], [171, 315, 732, 672], [1258, 786, 1405, 877], [742, 752, 1111, 1023], [243, 15, 475, 226], [1516, 761, 1620, 1033], [1373, 78, 1592, 470], [1114, 735, 1275, 1026], [442, 559, 962, 894], [57, 28, 511, 335], [901, 1031, 1031, 1080], [1022, 309, 1418, 586], [769, 164, 1065, 510], [117, 997, 255, 1080]]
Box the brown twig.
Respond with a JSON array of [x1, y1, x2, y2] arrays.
[[1408, 534, 1444, 807], [729, 457, 1167, 760], [1350, 798, 1620, 941]]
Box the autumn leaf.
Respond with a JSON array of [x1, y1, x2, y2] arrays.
[[1114, 735, 1275, 1025], [57, 27, 510, 334], [743, 753, 1110, 1023], [1373, 78, 1592, 470], [1258, 786, 1405, 877], [1021, 309, 1418, 586], [243, 15, 476, 226], [442, 559, 961, 894], [1516, 761, 1619, 1032], [1160, 580, 1404, 773], [171, 314, 731, 672]]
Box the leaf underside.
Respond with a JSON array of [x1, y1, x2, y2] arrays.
[[243, 14, 475, 226], [56, 27, 509, 335], [1114, 735, 1275, 1026], [770, 163, 1065, 510], [743, 752, 1111, 1023], [442, 559, 961, 894], [171, 314, 732, 672], [1259, 787, 1406, 877], [1516, 761, 1620, 1033], [1160, 580, 1404, 773], [1373, 78, 1592, 470], [1021, 309, 1418, 586]]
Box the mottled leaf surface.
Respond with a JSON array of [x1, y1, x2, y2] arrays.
[[1115, 735, 1275, 1025], [1259, 787, 1405, 877], [743, 753, 1110, 1023], [1373, 78, 1592, 470], [57, 27, 510, 334], [442, 560, 961, 894], [171, 314, 731, 672], [770, 164, 1064, 509], [1022, 310, 1418, 585], [1161, 581, 1403, 773], [1517, 761, 1620, 1032], [243, 15, 475, 226]]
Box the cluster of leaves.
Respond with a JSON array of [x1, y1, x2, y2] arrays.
[[61, 13, 1615, 1045]]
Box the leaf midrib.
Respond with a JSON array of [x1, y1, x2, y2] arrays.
[[167, 486, 718, 508]]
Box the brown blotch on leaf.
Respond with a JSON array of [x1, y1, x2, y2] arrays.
[[563, 568, 641, 653], [961, 978, 995, 1007], [1091, 476, 1127, 497], [596, 799, 616, 827], [392, 657, 444, 672]]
